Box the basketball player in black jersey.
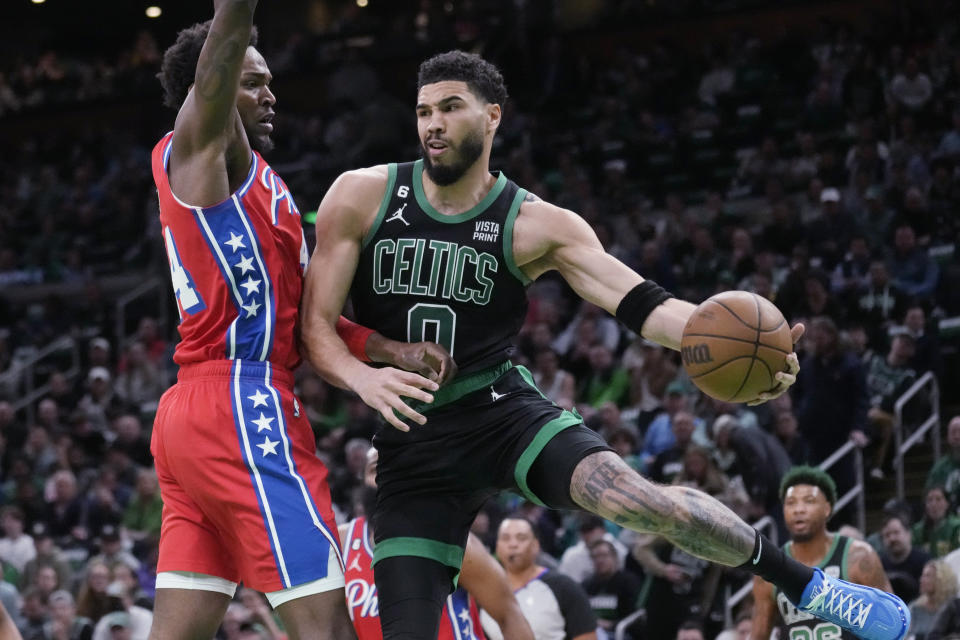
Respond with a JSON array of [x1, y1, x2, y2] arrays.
[[299, 51, 909, 640], [753, 467, 892, 640]]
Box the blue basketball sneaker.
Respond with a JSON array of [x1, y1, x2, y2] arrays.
[[796, 568, 910, 640]]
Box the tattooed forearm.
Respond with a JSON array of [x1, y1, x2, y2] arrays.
[[570, 451, 754, 566], [195, 0, 257, 103], [195, 35, 244, 101]]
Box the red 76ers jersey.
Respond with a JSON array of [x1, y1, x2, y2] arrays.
[[343, 517, 486, 640], [151, 132, 309, 370]]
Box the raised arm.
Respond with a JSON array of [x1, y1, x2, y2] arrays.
[[459, 534, 534, 640], [177, 0, 254, 147], [168, 0, 259, 206], [300, 168, 439, 431]]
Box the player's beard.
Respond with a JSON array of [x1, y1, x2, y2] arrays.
[[249, 131, 275, 154], [790, 529, 815, 543], [420, 125, 484, 186]]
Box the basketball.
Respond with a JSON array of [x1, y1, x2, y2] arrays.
[[680, 291, 792, 403]]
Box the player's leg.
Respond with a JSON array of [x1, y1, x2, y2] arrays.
[[374, 556, 454, 640], [149, 381, 243, 640], [269, 589, 356, 640], [370, 442, 479, 640], [563, 450, 909, 640], [150, 576, 233, 640]]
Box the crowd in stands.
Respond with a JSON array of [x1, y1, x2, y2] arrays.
[[1, 0, 960, 638]]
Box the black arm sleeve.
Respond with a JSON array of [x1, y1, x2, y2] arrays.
[[542, 572, 597, 639]]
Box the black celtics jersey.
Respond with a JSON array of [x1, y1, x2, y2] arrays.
[[774, 536, 855, 640], [351, 160, 530, 374]]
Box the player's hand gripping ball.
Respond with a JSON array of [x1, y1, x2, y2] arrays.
[[681, 291, 793, 404]]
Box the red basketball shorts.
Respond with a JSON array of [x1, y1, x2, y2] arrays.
[[151, 359, 343, 592]]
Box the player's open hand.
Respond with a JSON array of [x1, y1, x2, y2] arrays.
[[747, 322, 804, 406], [391, 341, 458, 386], [352, 367, 439, 432]]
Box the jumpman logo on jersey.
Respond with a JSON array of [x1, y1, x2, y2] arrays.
[[386, 203, 410, 226], [490, 386, 505, 401], [347, 554, 363, 572]]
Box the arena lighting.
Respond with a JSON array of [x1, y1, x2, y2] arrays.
[[31, 0, 45, 5], [356, 0, 368, 6], [146, 5, 162, 18]]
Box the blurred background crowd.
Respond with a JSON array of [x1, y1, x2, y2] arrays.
[[1, 0, 960, 638]]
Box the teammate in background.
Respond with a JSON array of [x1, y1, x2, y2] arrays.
[[300, 50, 909, 640], [482, 516, 597, 640], [752, 467, 893, 640], [338, 448, 533, 640], [149, 3, 451, 639]]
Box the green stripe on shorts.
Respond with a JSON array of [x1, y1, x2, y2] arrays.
[[511, 363, 584, 506], [372, 536, 465, 571], [513, 412, 583, 506]]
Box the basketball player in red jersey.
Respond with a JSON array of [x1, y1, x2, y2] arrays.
[[340, 449, 532, 640], [149, 2, 451, 639]]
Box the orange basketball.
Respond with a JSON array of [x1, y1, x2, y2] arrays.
[[680, 291, 792, 403]]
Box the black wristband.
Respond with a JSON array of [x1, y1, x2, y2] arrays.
[[615, 280, 674, 335]]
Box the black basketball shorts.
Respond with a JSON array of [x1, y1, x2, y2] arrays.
[[370, 361, 611, 576]]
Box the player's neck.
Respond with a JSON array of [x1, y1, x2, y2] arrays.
[[420, 157, 497, 216], [791, 531, 833, 566]]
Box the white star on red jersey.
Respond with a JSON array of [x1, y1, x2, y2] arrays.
[[242, 299, 261, 318], [240, 276, 262, 295], [224, 232, 246, 252], [257, 436, 279, 457], [235, 255, 255, 274], [248, 390, 269, 408], [252, 413, 274, 432]]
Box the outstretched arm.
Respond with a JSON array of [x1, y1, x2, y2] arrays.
[[459, 534, 534, 640], [300, 168, 439, 431], [512, 197, 800, 402]]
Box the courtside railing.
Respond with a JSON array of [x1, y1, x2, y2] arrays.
[[893, 371, 940, 500], [0, 335, 80, 423], [114, 276, 167, 348]]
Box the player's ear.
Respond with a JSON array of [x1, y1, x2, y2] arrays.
[[486, 102, 501, 133]]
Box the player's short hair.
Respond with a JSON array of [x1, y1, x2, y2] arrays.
[[779, 466, 837, 506], [417, 50, 508, 108], [158, 19, 259, 110]]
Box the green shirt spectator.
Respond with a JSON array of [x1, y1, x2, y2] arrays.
[[579, 344, 631, 408], [123, 469, 163, 544], [926, 416, 960, 509], [913, 486, 960, 558]]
